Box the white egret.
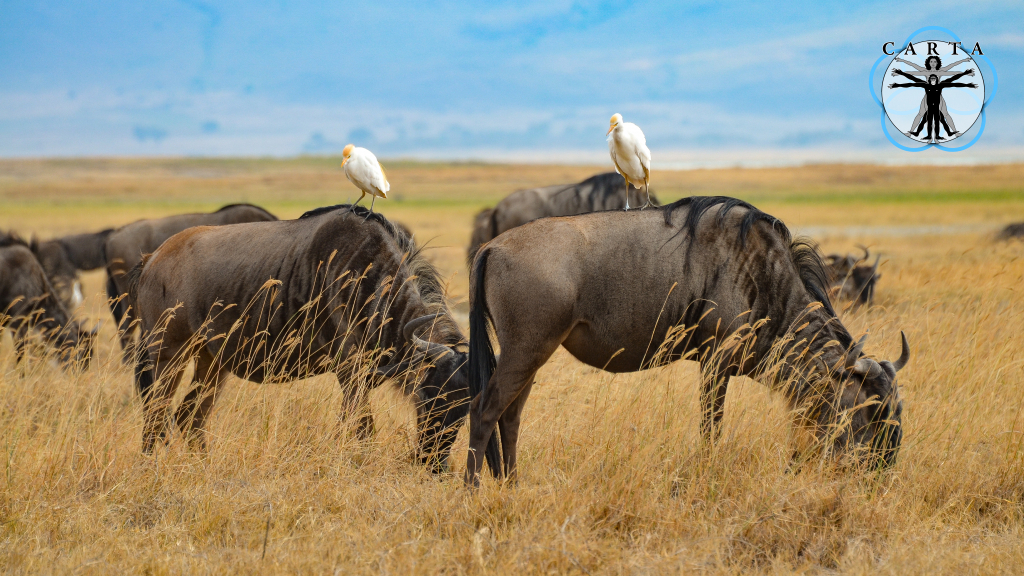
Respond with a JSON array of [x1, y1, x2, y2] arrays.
[[606, 113, 652, 210], [341, 144, 390, 214]]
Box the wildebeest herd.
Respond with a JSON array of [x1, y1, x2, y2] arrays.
[[2, 171, 934, 484]]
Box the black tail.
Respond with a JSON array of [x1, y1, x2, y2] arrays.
[[134, 345, 155, 398], [469, 247, 503, 477], [105, 272, 128, 331]]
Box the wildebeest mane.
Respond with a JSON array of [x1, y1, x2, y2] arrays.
[[662, 196, 786, 247], [215, 203, 278, 220], [661, 196, 841, 323], [0, 231, 28, 248], [300, 204, 463, 346], [551, 172, 644, 208]]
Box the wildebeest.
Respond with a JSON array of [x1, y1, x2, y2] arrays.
[[129, 205, 469, 471], [1, 236, 95, 369], [466, 172, 657, 265], [825, 246, 881, 306], [105, 204, 278, 357], [996, 222, 1024, 241], [28, 229, 114, 309], [465, 197, 907, 483]]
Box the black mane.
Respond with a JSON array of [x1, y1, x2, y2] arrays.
[[581, 172, 651, 206], [299, 204, 461, 344], [0, 231, 28, 248], [299, 204, 411, 249], [661, 196, 839, 320]]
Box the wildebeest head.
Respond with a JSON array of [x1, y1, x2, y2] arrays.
[[833, 332, 909, 468], [30, 238, 83, 310], [826, 246, 881, 306], [376, 314, 470, 474]]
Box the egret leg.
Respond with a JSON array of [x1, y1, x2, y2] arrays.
[[641, 177, 652, 209], [367, 194, 377, 218], [350, 191, 366, 211], [623, 177, 631, 211]]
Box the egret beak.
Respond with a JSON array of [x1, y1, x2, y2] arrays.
[[341, 158, 348, 167], [607, 124, 617, 135]]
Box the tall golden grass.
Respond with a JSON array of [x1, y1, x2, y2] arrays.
[[1, 160, 1023, 573]]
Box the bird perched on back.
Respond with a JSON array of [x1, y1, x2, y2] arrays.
[[342, 144, 390, 214], [606, 113, 652, 210]]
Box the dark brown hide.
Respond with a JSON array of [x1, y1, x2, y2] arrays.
[[466, 172, 657, 265], [465, 197, 907, 483], [105, 204, 278, 358]]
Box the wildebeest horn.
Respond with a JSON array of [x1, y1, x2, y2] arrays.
[[405, 314, 452, 359], [843, 334, 868, 370], [404, 313, 442, 340], [892, 331, 910, 372], [856, 244, 870, 262]]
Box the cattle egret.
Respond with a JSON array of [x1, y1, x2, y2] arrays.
[[342, 144, 390, 214], [606, 113, 652, 210]]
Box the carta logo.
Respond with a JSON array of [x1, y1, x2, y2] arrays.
[[870, 27, 997, 152]]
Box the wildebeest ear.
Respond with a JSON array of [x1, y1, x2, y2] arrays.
[[852, 357, 883, 379], [844, 334, 868, 371]]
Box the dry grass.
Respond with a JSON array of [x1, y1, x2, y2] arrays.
[[1, 159, 1023, 573]]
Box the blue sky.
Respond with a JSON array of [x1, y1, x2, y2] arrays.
[[0, 0, 1021, 161]]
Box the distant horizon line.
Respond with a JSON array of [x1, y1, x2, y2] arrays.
[[3, 147, 1024, 170]]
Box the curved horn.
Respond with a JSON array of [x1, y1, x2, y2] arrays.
[[892, 331, 910, 372], [404, 313, 452, 359], [403, 313, 442, 340], [870, 254, 881, 277], [852, 357, 884, 379], [843, 334, 868, 370], [856, 244, 870, 262]]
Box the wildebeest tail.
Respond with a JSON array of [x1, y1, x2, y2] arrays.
[[124, 253, 151, 311], [469, 247, 503, 477], [105, 272, 128, 329]]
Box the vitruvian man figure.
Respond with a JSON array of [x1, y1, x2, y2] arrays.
[[893, 55, 972, 136], [889, 67, 976, 141]]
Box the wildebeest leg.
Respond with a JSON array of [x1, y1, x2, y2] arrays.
[[496, 376, 536, 482], [106, 273, 137, 363], [466, 346, 556, 484], [699, 362, 735, 445], [142, 345, 187, 453], [336, 371, 375, 440], [174, 349, 225, 452]]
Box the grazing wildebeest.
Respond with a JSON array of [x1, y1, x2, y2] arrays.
[[0, 230, 111, 311], [466, 172, 657, 265], [129, 205, 470, 472], [465, 197, 907, 483], [825, 246, 881, 306], [105, 203, 278, 358], [996, 222, 1024, 241], [0, 237, 95, 369]]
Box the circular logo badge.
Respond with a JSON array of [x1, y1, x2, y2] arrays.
[[881, 41, 985, 144]]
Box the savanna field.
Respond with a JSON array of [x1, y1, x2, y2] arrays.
[[1, 158, 1024, 574]]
